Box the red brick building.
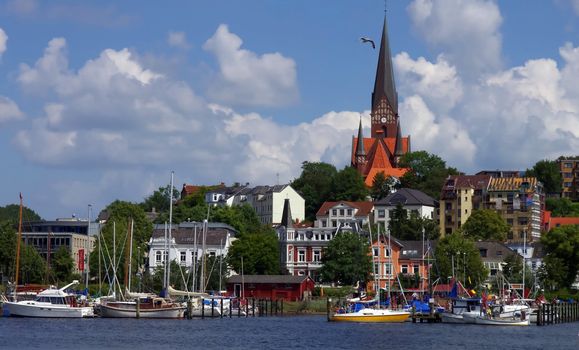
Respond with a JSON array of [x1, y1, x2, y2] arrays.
[[351, 17, 411, 186]]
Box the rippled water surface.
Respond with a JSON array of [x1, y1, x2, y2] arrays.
[[1, 315, 578, 349]]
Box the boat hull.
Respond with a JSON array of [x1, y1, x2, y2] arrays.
[[4, 301, 93, 318], [99, 303, 185, 318], [474, 316, 529, 326], [330, 309, 410, 323]]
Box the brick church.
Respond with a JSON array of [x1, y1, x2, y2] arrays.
[[351, 16, 411, 186]]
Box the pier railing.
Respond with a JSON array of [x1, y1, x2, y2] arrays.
[[536, 302, 579, 326]]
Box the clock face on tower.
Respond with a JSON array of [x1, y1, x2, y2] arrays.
[[380, 117, 386, 123]]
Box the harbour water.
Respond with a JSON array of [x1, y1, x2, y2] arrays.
[[1, 315, 578, 349]]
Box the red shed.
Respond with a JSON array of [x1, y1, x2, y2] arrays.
[[226, 275, 314, 301]]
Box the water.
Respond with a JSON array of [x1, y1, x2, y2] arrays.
[[1, 315, 578, 349]]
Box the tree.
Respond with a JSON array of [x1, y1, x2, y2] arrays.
[[89, 201, 153, 288], [52, 246, 74, 283], [227, 226, 280, 275], [19, 244, 47, 284], [140, 185, 180, 213], [0, 204, 42, 226], [387, 204, 439, 241], [331, 166, 369, 201], [398, 151, 460, 199], [370, 172, 396, 200], [319, 232, 372, 285], [525, 159, 562, 194], [540, 225, 579, 289], [461, 209, 510, 241], [0, 222, 17, 280], [432, 233, 487, 289], [291, 161, 338, 221], [546, 197, 579, 217]]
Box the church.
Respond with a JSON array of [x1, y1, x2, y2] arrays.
[[351, 16, 411, 186]]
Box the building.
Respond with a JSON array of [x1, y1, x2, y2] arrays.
[[314, 201, 374, 229], [277, 199, 366, 282], [182, 183, 305, 226], [21, 218, 99, 274], [226, 275, 314, 301], [557, 158, 579, 199], [543, 213, 579, 231], [373, 188, 436, 230], [439, 175, 492, 236], [351, 16, 411, 186], [486, 177, 543, 243], [147, 221, 237, 274], [474, 241, 519, 289]]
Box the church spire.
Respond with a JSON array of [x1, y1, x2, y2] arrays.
[[280, 198, 293, 228], [355, 117, 366, 157], [372, 15, 398, 115]]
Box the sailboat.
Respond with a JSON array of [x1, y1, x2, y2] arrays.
[[329, 225, 410, 323]]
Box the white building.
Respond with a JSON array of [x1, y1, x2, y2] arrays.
[[373, 188, 436, 229], [314, 201, 374, 229], [147, 222, 237, 273]]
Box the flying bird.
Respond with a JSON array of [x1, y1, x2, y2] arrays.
[[360, 37, 375, 49]]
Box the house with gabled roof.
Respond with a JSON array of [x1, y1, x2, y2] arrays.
[[315, 201, 374, 229], [373, 188, 437, 230]]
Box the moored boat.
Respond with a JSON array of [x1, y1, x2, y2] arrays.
[[440, 297, 482, 324], [99, 296, 185, 318], [330, 307, 410, 323], [3, 280, 94, 318]]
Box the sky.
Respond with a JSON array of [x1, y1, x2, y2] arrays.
[[1, 0, 579, 220]]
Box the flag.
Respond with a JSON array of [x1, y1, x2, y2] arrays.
[[449, 280, 458, 298], [78, 249, 85, 271]]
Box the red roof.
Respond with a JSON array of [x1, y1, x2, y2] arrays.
[[351, 136, 410, 186], [550, 217, 579, 227], [316, 201, 374, 217]]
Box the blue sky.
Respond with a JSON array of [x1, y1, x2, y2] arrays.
[[1, 0, 578, 219]]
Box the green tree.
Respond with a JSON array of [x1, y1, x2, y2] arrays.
[[19, 244, 47, 284], [387, 204, 439, 241], [0, 222, 17, 280], [204, 254, 228, 292], [540, 225, 579, 289], [331, 166, 369, 201], [370, 172, 396, 201], [433, 233, 487, 289], [461, 209, 510, 241], [89, 201, 153, 289], [398, 151, 460, 199], [526, 159, 562, 194], [291, 161, 338, 221], [140, 185, 180, 213], [546, 197, 579, 217], [319, 232, 372, 285], [0, 204, 42, 226], [227, 226, 280, 275], [52, 246, 74, 283]]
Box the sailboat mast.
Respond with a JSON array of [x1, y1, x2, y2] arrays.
[[128, 219, 134, 293], [167, 171, 174, 292], [199, 219, 207, 293], [13, 193, 23, 301], [123, 218, 131, 293], [163, 222, 168, 291], [191, 224, 198, 293], [219, 239, 223, 293], [113, 221, 116, 298], [86, 204, 92, 292], [387, 224, 392, 306], [368, 223, 377, 302]]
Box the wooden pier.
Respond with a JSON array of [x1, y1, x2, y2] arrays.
[[189, 298, 283, 319], [536, 302, 579, 326]]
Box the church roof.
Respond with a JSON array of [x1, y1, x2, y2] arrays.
[[373, 16, 398, 115]]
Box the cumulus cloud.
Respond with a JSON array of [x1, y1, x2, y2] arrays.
[[0, 96, 25, 123], [407, 0, 503, 78], [0, 28, 7, 57], [168, 31, 191, 49], [203, 24, 299, 107]]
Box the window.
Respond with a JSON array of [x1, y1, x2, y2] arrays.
[[384, 247, 390, 257], [332, 209, 338, 216], [413, 265, 419, 275], [288, 250, 293, 261], [564, 182, 572, 188], [383, 263, 392, 276], [209, 251, 216, 258], [465, 209, 468, 214], [321, 220, 327, 228], [564, 173, 573, 178], [313, 250, 321, 262], [331, 220, 337, 227], [347, 209, 352, 216], [373, 247, 379, 257], [298, 250, 306, 262], [401, 264, 408, 274], [378, 210, 385, 218], [156, 251, 162, 262], [564, 162, 573, 168], [191, 252, 197, 261], [180, 251, 186, 262], [339, 209, 345, 216]]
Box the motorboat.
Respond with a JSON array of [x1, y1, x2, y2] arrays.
[[3, 280, 94, 318], [471, 305, 530, 326], [440, 297, 482, 324]]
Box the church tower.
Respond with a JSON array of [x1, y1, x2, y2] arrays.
[[351, 15, 411, 186]]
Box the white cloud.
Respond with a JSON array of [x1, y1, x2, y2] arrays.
[[407, 0, 503, 78], [0, 28, 7, 57], [168, 31, 191, 49], [0, 96, 25, 123], [203, 24, 299, 107], [5, 0, 38, 15]]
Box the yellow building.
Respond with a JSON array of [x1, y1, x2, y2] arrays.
[[557, 158, 579, 200], [439, 175, 491, 236]]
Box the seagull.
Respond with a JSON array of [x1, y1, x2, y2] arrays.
[[360, 37, 375, 49]]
